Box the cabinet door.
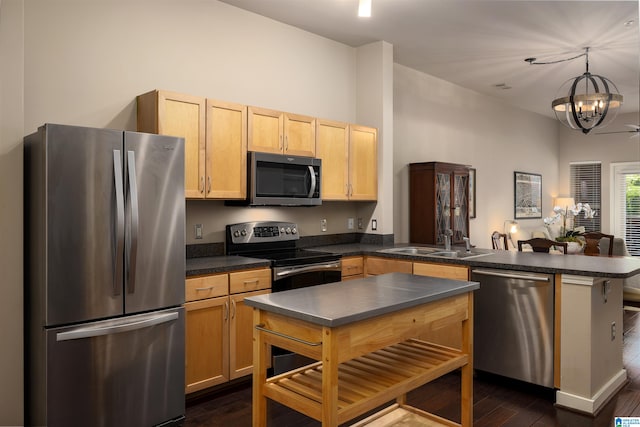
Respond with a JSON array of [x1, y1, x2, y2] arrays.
[[316, 119, 349, 200], [284, 113, 316, 157], [248, 106, 283, 154], [185, 296, 229, 393], [452, 171, 470, 243], [205, 99, 247, 199], [229, 289, 270, 380], [349, 125, 378, 201], [138, 90, 206, 199], [435, 171, 452, 245]]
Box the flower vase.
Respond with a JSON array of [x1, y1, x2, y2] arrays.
[[565, 241, 584, 254]]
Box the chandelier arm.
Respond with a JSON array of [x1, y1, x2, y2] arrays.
[[569, 76, 587, 133], [594, 78, 612, 128]]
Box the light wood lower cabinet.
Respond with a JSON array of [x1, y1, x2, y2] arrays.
[[341, 256, 364, 281], [185, 268, 271, 394]]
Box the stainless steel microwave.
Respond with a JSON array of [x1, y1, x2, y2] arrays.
[[248, 151, 321, 206]]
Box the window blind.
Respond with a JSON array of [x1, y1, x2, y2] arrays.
[[570, 162, 601, 232], [612, 162, 640, 256]]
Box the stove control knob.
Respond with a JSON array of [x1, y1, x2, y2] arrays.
[[280, 227, 285, 234], [291, 227, 297, 234], [285, 227, 291, 234], [233, 230, 240, 238], [240, 229, 247, 236]]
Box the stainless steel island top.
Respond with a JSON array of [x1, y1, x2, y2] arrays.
[[244, 272, 479, 327]]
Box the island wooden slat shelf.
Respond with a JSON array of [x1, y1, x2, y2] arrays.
[[248, 273, 476, 427], [263, 339, 467, 424]]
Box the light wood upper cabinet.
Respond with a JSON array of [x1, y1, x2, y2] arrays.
[[137, 90, 247, 200], [205, 99, 247, 199], [349, 125, 378, 201], [137, 90, 205, 198], [316, 121, 377, 201], [248, 106, 316, 156], [316, 119, 350, 200]]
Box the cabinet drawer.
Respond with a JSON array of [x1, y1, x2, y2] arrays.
[[413, 262, 469, 281], [186, 274, 229, 302], [342, 256, 364, 278], [229, 268, 271, 294], [365, 256, 412, 276]]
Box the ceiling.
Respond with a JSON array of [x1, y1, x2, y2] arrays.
[[219, 0, 639, 120]]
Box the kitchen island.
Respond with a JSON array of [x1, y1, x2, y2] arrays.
[[246, 272, 478, 427]]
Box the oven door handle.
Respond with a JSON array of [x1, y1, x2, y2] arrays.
[[274, 261, 341, 280]]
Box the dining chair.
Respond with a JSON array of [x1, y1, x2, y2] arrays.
[[517, 238, 568, 255], [491, 231, 508, 250], [582, 232, 614, 256]]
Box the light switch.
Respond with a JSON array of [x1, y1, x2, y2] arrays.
[[195, 224, 203, 239]]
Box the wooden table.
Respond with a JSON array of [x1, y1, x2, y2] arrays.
[[246, 273, 478, 426]]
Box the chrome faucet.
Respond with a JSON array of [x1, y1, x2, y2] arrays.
[[443, 229, 453, 251], [463, 236, 471, 253]]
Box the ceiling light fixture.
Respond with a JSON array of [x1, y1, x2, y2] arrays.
[[358, 0, 371, 17], [526, 47, 623, 135]]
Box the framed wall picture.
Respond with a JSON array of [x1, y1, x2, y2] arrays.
[[469, 168, 476, 219], [514, 171, 542, 219]]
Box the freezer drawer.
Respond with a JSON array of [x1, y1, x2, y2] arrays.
[[472, 268, 554, 387], [28, 307, 185, 427]]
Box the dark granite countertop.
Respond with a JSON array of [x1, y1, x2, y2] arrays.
[[186, 256, 270, 277], [185, 242, 640, 279], [244, 272, 479, 327], [310, 243, 640, 279]]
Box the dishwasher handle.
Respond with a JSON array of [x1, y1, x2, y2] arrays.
[[472, 269, 550, 282]]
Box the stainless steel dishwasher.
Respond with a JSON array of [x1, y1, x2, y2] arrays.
[[471, 268, 554, 388]]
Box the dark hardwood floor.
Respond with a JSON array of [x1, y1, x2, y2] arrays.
[[184, 304, 640, 426]]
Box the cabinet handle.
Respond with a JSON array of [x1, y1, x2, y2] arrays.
[[349, 184, 353, 197], [345, 184, 349, 197], [285, 135, 288, 151], [195, 286, 214, 291], [231, 299, 236, 319], [255, 324, 322, 346], [207, 176, 211, 194], [200, 176, 205, 194], [279, 135, 283, 151], [243, 279, 259, 285], [224, 301, 229, 321]]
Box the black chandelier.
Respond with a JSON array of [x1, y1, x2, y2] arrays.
[[526, 47, 623, 134]]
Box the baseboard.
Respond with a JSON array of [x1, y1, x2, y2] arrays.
[[555, 369, 627, 415]]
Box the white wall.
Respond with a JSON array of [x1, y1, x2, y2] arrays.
[[5, 1, 380, 423], [393, 63, 561, 247], [557, 112, 640, 234], [0, 0, 24, 424]]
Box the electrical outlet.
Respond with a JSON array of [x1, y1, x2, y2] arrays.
[[611, 321, 616, 341], [347, 218, 354, 230], [321, 218, 327, 232], [357, 218, 363, 230], [195, 224, 203, 239], [372, 219, 377, 230]]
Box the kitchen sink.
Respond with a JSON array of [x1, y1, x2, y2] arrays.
[[378, 246, 442, 256], [378, 246, 492, 260]]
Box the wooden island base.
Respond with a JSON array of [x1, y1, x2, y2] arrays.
[[247, 273, 476, 427]]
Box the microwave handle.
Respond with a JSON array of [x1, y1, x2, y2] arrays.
[[307, 165, 316, 198]]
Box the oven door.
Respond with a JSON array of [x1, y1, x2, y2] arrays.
[[270, 259, 341, 374], [272, 260, 342, 292], [250, 151, 321, 206]]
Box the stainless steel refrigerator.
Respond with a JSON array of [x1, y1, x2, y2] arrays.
[[24, 124, 186, 427]]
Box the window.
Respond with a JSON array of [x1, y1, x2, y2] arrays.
[[612, 162, 640, 256], [570, 162, 601, 232]]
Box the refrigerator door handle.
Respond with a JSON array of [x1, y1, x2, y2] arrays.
[[126, 150, 139, 294], [113, 150, 125, 296], [56, 311, 179, 342]]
